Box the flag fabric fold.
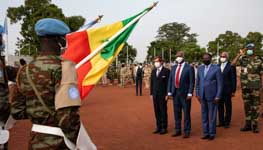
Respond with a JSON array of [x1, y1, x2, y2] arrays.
[[62, 7, 152, 100]]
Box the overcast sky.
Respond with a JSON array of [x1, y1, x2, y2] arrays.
[[1, 0, 263, 61]]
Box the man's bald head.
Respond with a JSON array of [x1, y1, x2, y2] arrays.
[[176, 51, 185, 58]]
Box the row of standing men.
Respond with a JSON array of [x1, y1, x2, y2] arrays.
[[150, 46, 263, 141]]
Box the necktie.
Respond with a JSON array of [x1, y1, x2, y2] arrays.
[[175, 64, 182, 88], [157, 68, 160, 77], [204, 66, 209, 77]]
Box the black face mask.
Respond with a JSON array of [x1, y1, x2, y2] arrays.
[[203, 60, 211, 65]]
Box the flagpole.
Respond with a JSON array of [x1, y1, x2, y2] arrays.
[[169, 48, 171, 63], [75, 2, 158, 69], [78, 15, 103, 31], [126, 45, 129, 64], [154, 47, 156, 58], [162, 48, 164, 59]]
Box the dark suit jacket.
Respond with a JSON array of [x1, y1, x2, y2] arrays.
[[196, 64, 223, 101], [218, 62, 237, 95], [150, 66, 170, 96], [167, 63, 195, 97]]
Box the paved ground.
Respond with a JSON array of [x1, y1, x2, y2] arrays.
[[8, 84, 263, 150]]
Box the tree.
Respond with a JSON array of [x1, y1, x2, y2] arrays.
[[207, 31, 245, 59], [146, 22, 204, 63], [117, 43, 137, 64], [245, 32, 263, 55], [7, 0, 85, 56]]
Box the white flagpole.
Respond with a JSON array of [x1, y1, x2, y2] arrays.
[[126, 45, 129, 64], [169, 48, 171, 63], [162, 48, 164, 59], [154, 47, 156, 57], [75, 2, 158, 69]]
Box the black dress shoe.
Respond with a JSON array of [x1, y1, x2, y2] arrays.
[[183, 133, 190, 138], [171, 131, 182, 137], [208, 136, 215, 140], [224, 125, 230, 129], [159, 129, 168, 135], [153, 129, 160, 134], [201, 135, 210, 140]]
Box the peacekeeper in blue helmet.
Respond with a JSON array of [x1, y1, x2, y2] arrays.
[[11, 18, 86, 150]]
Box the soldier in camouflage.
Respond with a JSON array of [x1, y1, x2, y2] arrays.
[[232, 43, 263, 133], [11, 18, 81, 149], [120, 63, 127, 88], [143, 64, 152, 89], [0, 25, 10, 150]]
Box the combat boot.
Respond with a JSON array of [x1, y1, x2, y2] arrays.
[[240, 121, 252, 132], [252, 125, 259, 133]]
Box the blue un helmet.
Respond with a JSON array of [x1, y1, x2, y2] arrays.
[[34, 18, 70, 36], [246, 43, 255, 49]]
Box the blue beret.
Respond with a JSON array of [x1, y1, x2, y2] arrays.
[[0, 25, 3, 34], [246, 43, 255, 49], [35, 18, 70, 36]]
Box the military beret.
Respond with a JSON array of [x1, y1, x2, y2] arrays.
[[246, 43, 255, 49], [0, 25, 4, 34], [35, 18, 70, 36]]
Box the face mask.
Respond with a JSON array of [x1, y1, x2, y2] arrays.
[[203, 60, 211, 66], [176, 57, 184, 64], [154, 62, 161, 68], [220, 57, 227, 63], [246, 49, 253, 55]]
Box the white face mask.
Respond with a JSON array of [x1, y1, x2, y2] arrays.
[[176, 57, 184, 63], [154, 62, 161, 68], [220, 57, 227, 63]]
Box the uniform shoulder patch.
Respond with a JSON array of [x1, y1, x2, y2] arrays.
[[68, 86, 80, 100]]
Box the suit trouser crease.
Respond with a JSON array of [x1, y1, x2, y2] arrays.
[[201, 98, 218, 136], [218, 94, 232, 125], [153, 95, 168, 130], [136, 78, 142, 95], [173, 92, 191, 133]]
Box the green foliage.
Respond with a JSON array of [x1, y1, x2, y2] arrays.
[[116, 42, 137, 64], [147, 22, 204, 63], [207, 31, 245, 60], [207, 31, 263, 60], [7, 0, 85, 56]]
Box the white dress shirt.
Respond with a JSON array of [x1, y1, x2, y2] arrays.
[[220, 61, 228, 72], [168, 62, 192, 97]]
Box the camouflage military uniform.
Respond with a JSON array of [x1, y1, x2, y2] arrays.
[[239, 56, 263, 127], [143, 65, 152, 89], [0, 58, 10, 150], [12, 55, 80, 150], [120, 66, 127, 87]]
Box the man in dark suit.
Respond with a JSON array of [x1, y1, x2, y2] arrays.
[[196, 53, 223, 140], [167, 51, 195, 138], [150, 56, 170, 134], [136, 63, 144, 96], [217, 52, 237, 128]]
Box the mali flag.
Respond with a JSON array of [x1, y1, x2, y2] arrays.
[[62, 6, 153, 100]]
